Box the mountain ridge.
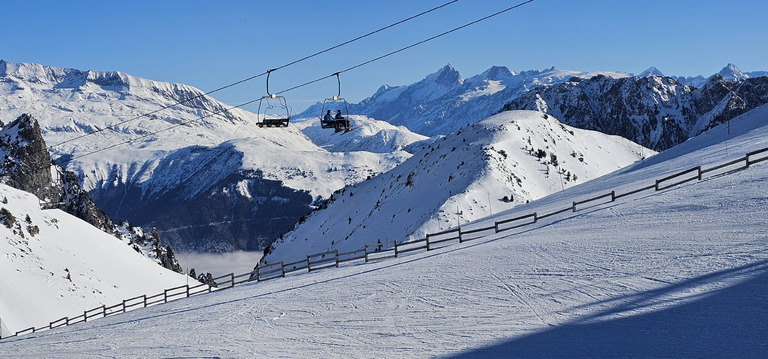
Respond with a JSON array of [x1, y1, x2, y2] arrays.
[[0, 60, 419, 252], [264, 110, 651, 264]]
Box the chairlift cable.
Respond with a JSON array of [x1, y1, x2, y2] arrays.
[[44, 0, 462, 151], [58, 99, 261, 166], [41, 0, 536, 169], [275, 0, 536, 96]]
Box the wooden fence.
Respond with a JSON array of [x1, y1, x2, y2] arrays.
[[3, 144, 767, 341]]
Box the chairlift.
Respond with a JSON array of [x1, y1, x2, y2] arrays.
[[256, 69, 291, 128], [319, 73, 353, 133]]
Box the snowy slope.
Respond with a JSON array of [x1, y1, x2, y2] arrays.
[[292, 115, 428, 154], [1, 105, 766, 358], [0, 184, 188, 336], [0, 61, 411, 251], [264, 111, 651, 265]]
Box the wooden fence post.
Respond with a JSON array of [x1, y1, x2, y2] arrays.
[[335, 250, 340, 267], [426, 234, 431, 251]]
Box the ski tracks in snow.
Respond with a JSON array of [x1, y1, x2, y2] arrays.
[[488, 271, 554, 327]]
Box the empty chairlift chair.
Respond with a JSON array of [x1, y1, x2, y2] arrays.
[[256, 70, 291, 128]]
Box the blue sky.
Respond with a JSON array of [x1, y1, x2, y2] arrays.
[[3, 0, 766, 110]]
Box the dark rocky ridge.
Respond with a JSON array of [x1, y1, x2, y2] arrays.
[[0, 113, 183, 272], [501, 75, 768, 151]]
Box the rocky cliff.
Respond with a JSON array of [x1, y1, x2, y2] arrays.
[[0, 113, 182, 272], [501, 71, 768, 151]]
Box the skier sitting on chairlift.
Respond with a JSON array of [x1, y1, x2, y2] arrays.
[[323, 110, 335, 126], [334, 110, 350, 130]]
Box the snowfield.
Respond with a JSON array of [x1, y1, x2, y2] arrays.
[[0, 185, 189, 338], [1, 106, 766, 357]]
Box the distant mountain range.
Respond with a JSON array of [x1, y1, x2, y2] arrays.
[[298, 63, 768, 152], [2, 59, 766, 255]]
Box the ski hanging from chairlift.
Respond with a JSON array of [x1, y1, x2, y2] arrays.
[[256, 69, 291, 128], [319, 73, 358, 134]]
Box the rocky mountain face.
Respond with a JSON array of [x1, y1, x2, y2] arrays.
[[0, 113, 182, 272], [501, 69, 768, 151], [0, 114, 116, 233]]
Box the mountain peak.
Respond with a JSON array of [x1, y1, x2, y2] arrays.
[[718, 63, 748, 81], [483, 66, 516, 79], [639, 66, 664, 77], [425, 64, 463, 86]]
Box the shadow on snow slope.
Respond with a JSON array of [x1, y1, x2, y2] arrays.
[[444, 259, 768, 359]]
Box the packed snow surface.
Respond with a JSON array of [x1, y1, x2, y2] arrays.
[[1, 106, 766, 357]]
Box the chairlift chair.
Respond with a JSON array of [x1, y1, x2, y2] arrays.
[[256, 70, 291, 128], [319, 73, 352, 132]]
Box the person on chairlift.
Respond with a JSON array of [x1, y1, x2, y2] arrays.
[[323, 110, 334, 124], [334, 110, 349, 130]]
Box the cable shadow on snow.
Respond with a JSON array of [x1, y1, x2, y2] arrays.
[[441, 259, 768, 359]]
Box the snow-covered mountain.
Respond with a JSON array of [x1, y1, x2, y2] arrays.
[[502, 65, 768, 151], [290, 114, 429, 153], [263, 110, 651, 264], [298, 64, 767, 154], [3, 105, 766, 358], [296, 64, 630, 137], [0, 182, 189, 337], [0, 61, 416, 252], [3, 59, 764, 256], [639, 66, 665, 77]]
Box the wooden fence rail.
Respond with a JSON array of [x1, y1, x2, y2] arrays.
[[655, 166, 701, 191], [4, 144, 767, 341], [747, 147, 768, 166], [308, 250, 339, 272], [573, 191, 615, 212], [395, 239, 428, 256], [459, 225, 496, 243], [365, 241, 397, 262], [495, 212, 537, 233]]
